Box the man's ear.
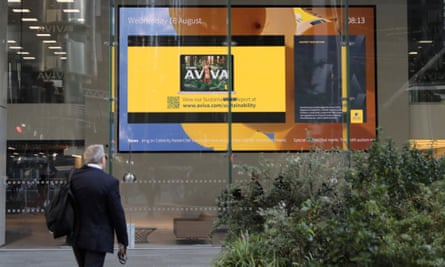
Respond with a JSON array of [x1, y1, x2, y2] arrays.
[[100, 155, 106, 167]]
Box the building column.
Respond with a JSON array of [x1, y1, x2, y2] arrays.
[[0, 0, 8, 246]]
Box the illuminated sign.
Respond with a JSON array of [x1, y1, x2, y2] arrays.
[[118, 6, 376, 152]]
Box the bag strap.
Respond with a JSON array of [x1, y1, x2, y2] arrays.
[[67, 168, 76, 183]]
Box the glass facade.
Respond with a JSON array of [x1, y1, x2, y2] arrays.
[[2, 0, 444, 248]]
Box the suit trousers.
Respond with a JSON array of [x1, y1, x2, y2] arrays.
[[72, 246, 106, 267]]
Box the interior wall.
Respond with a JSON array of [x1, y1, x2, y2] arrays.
[[7, 104, 86, 140], [373, 0, 410, 144], [0, 0, 8, 246], [409, 104, 445, 139]]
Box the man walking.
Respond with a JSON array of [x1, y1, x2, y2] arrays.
[[70, 144, 128, 267]]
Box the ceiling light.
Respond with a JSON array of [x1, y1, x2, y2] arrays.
[[54, 51, 67, 55], [60, 57, 67, 60], [21, 18, 38, 22], [8, 0, 22, 3], [418, 40, 433, 44], [48, 46, 62, 49], [42, 40, 57, 43], [16, 51, 30, 55], [408, 51, 418, 55], [12, 9, 30, 13], [36, 33, 51, 37], [63, 9, 80, 13], [8, 46, 23, 50], [57, 0, 75, 2], [7, 40, 16, 43], [29, 26, 43, 30], [22, 57, 35, 60]]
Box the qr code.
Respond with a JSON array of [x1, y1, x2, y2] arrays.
[[167, 96, 180, 109]]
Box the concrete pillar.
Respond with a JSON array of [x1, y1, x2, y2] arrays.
[[0, 0, 8, 246]]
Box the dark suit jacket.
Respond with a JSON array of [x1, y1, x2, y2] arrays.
[[70, 165, 128, 253]]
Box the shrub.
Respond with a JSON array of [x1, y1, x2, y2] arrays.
[[213, 147, 350, 266], [213, 231, 278, 267], [213, 139, 445, 266]]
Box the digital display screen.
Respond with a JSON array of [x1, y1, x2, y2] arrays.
[[118, 6, 376, 152]]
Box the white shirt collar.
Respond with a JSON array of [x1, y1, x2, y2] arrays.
[[87, 163, 102, 170]]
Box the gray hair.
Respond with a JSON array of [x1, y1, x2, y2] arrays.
[[83, 144, 105, 164]]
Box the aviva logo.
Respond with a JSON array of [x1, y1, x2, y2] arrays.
[[38, 24, 71, 33]]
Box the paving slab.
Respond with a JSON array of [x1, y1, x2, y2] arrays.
[[0, 246, 222, 267]]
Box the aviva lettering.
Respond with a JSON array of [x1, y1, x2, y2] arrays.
[[184, 69, 229, 80], [37, 71, 64, 80], [39, 25, 70, 33]]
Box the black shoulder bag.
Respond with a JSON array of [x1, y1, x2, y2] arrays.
[[44, 168, 76, 239]]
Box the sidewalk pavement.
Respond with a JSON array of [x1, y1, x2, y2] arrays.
[[0, 245, 222, 267]]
